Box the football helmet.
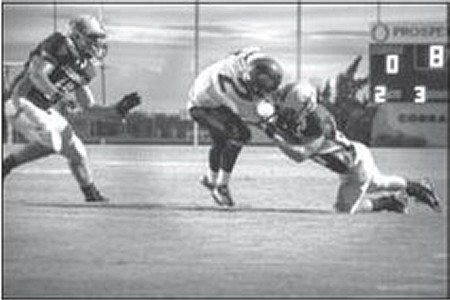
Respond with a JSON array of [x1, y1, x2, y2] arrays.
[[273, 81, 318, 138], [278, 81, 317, 120], [69, 15, 107, 59], [243, 55, 283, 97]]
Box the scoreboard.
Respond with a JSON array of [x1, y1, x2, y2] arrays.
[[369, 22, 448, 103]]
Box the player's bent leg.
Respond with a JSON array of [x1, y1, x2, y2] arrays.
[[6, 98, 65, 153], [3, 143, 55, 179], [213, 117, 251, 207], [204, 136, 227, 189], [336, 175, 406, 214], [60, 129, 108, 202], [212, 142, 243, 207], [370, 193, 409, 214], [190, 106, 250, 207], [199, 126, 229, 197], [347, 142, 408, 213], [371, 173, 407, 191], [338, 181, 408, 214], [3, 98, 63, 179], [336, 178, 370, 213]]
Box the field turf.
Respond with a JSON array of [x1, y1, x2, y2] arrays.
[[2, 145, 447, 298]]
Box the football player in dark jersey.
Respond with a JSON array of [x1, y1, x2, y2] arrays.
[[257, 81, 441, 213], [3, 15, 141, 202]]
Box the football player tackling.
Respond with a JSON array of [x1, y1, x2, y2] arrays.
[[257, 81, 441, 214], [3, 15, 141, 202], [188, 47, 283, 206]]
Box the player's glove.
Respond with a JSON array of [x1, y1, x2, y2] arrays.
[[115, 92, 141, 118]]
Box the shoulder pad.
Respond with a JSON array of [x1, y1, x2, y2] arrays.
[[35, 32, 78, 65]]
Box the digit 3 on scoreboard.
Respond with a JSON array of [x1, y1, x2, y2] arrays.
[[370, 22, 447, 104]]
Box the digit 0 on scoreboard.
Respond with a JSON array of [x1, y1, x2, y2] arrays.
[[369, 22, 447, 104]]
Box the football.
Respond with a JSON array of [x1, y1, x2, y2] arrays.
[[256, 100, 275, 119]]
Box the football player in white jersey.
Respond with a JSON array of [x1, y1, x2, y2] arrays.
[[3, 15, 141, 202], [257, 81, 441, 213], [188, 47, 283, 206]]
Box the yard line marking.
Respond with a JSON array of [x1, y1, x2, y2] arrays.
[[15, 169, 70, 175], [22, 201, 334, 215], [99, 161, 204, 167]]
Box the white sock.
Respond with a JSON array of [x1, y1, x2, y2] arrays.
[[208, 170, 218, 185], [217, 170, 231, 186]]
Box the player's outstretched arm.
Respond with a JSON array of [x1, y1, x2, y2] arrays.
[[264, 124, 325, 163], [75, 86, 141, 121], [272, 133, 309, 163]]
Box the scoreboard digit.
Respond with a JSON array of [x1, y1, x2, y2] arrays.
[[370, 22, 448, 104]]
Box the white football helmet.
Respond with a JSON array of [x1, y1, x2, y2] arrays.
[[69, 15, 107, 59], [279, 81, 318, 119], [272, 81, 318, 134]]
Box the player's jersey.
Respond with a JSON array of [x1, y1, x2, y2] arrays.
[[9, 32, 96, 110], [188, 48, 265, 121], [294, 105, 357, 174]]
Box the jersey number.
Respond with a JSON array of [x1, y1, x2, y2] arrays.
[[218, 74, 252, 102]]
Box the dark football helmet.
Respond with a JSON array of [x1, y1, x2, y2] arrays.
[[243, 56, 283, 97], [69, 15, 107, 60]]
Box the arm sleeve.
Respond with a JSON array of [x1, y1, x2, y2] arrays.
[[272, 131, 325, 163]]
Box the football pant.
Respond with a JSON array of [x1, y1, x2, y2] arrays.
[[189, 105, 251, 145]]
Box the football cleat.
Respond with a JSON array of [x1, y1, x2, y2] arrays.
[[418, 178, 441, 212], [200, 174, 215, 192], [407, 178, 441, 212], [82, 184, 109, 203], [212, 185, 235, 207]]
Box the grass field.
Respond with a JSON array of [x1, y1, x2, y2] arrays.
[[2, 145, 448, 298]]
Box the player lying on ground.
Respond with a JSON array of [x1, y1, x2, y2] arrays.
[[3, 15, 141, 202], [256, 81, 441, 213], [188, 47, 283, 207]]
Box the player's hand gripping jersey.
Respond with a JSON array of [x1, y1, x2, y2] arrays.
[[9, 32, 96, 110], [188, 47, 282, 122]]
